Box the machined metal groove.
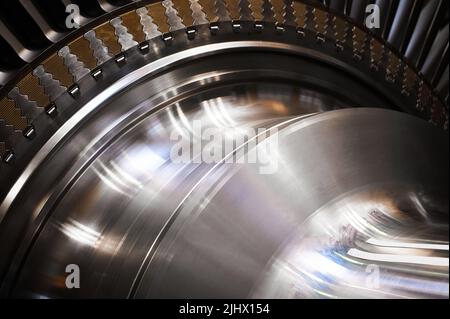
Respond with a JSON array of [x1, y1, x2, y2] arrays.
[[0, 99, 28, 130], [111, 16, 140, 51], [214, 0, 231, 21], [145, 2, 171, 34], [431, 101, 446, 129], [291, 0, 307, 29], [249, 0, 264, 21], [238, 0, 252, 22], [199, 0, 219, 22], [224, 0, 241, 20], [352, 25, 366, 59], [67, 36, 98, 71], [190, 0, 209, 25], [16, 73, 50, 108], [370, 38, 385, 70], [162, 0, 186, 32], [313, 7, 328, 36], [119, 10, 148, 44], [270, 0, 285, 25], [41, 53, 74, 88], [283, 0, 296, 27], [417, 81, 432, 114], [429, 93, 447, 128], [136, 7, 162, 39], [58, 46, 91, 82], [262, 0, 274, 23], [332, 15, 348, 47], [32, 66, 67, 102], [0, 121, 20, 143], [84, 30, 113, 66], [402, 65, 418, 97], [7, 88, 41, 122], [0, 121, 20, 154], [93, 21, 123, 56], [386, 50, 402, 83], [172, 0, 195, 26]]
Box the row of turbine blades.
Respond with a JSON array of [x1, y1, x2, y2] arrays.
[[0, 0, 448, 100], [0, 0, 448, 163]]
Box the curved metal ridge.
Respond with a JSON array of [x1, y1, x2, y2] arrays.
[[0, 1, 447, 300], [1, 23, 418, 208], [0, 39, 322, 221], [2, 105, 447, 298]]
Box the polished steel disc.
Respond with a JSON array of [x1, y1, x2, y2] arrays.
[[0, 0, 448, 299]]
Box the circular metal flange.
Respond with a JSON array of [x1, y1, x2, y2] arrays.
[[1, 106, 447, 298], [0, 0, 448, 299]]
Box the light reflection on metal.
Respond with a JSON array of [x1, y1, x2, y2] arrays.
[[60, 219, 102, 248], [1, 67, 447, 298], [253, 191, 449, 299], [348, 249, 448, 267], [365, 238, 449, 251]]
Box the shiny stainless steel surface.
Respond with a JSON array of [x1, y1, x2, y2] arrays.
[[3, 88, 448, 297], [0, 40, 352, 219], [4, 77, 342, 297], [253, 190, 449, 299], [0, 1, 447, 299], [133, 109, 448, 299]]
